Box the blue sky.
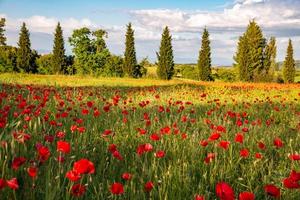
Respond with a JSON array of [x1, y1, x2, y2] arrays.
[[1, 0, 300, 65]]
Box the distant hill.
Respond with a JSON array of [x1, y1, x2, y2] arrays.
[[277, 60, 300, 69]]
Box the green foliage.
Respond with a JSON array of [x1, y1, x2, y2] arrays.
[[198, 28, 212, 81], [123, 23, 139, 77], [37, 54, 53, 74], [282, 39, 296, 83], [157, 26, 174, 80], [214, 68, 237, 82], [52, 23, 66, 74], [179, 65, 199, 80], [0, 46, 18, 72], [16, 23, 36, 73], [0, 18, 6, 46], [69, 27, 110, 75], [234, 21, 276, 82], [103, 55, 124, 77]]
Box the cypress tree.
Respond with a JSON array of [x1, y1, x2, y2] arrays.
[[263, 37, 276, 82], [198, 28, 212, 81], [123, 23, 137, 77], [234, 20, 267, 82], [52, 22, 66, 74], [16, 22, 32, 73], [234, 35, 250, 81], [0, 18, 6, 46], [156, 26, 174, 80], [282, 39, 295, 83]]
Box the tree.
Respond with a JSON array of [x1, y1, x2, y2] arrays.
[[0, 18, 6, 46], [69, 27, 110, 75], [234, 35, 250, 81], [37, 54, 53, 74], [198, 28, 212, 81], [52, 22, 66, 74], [234, 20, 272, 82], [156, 26, 174, 80], [16, 23, 33, 73], [282, 39, 296, 83], [103, 55, 124, 77], [261, 37, 276, 82], [123, 23, 137, 77], [69, 27, 93, 74]]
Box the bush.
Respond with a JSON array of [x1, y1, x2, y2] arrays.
[[214, 68, 237, 82]]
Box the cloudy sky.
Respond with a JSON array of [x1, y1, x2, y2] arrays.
[[1, 0, 300, 65]]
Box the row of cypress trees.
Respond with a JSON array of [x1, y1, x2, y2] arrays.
[[0, 18, 297, 82], [234, 20, 295, 83], [0, 19, 66, 74]]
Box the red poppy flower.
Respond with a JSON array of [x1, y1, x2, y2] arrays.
[[112, 150, 123, 161], [264, 184, 280, 198], [0, 179, 6, 190], [73, 159, 95, 174], [150, 133, 160, 141], [235, 133, 244, 144], [255, 153, 262, 159], [6, 178, 19, 190], [216, 125, 226, 133], [283, 177, 300, 189], [258, 142, 266, 150], [27, 166, 38, 178], [103, 129, 113, 137], [204, 153, 216, 164], [208, 133, 221, 141], [71, 184, 86, 197], [144, 181, 154, 192], [38, 146, 51, 162], [122, 173, 132, 181], [216, 182, 235, 200], [195, 194, 205, 200], [110, 182, 124, 195], [200, 140, 209, 147], [273, 138, 283, 148], [57, 141, 71, 154], [155, 150, 165, 158], [289, 154, 300, 161], [66, 170, 81, 182], [283, 170, 300, 189], [241, 127, 249, 132], [239, 192, 255, 200], [219, 141, 230, 150], [108, 144, 117, 153], [240, 149, 249, 158], [12, 157, 26, 170]]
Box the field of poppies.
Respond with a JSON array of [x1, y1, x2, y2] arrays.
[[0, 77, 300, 199]]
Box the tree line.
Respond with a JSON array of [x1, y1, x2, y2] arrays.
[[0, 18, 296, 83]]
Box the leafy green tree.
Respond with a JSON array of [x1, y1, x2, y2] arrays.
[[37, 54, 53, 74], [123, 23, 138, 77], [69, 27, 110, 75], [198, 28, 212, 81], [0, 18, 6, 46], [16, 23, 34, 73], [69, 27, 92, 74], [92, 30, 110, 75], [52, 22, 66, 74], [282, 39, 296, 83], [156, 26, 174, 80], [103, 55, 124, 77], [0, 46, 18, 72]]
